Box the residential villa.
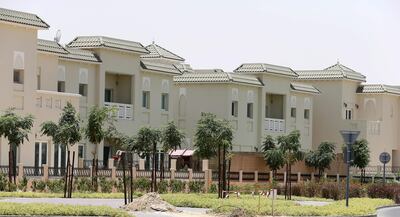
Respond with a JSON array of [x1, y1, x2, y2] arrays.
[[0, 7, 399, 175]]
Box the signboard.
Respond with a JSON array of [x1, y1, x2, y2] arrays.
[[379, 152, 391, 164]]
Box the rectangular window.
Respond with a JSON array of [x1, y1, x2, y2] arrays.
[[13, 69, 24, 84], [79, 84, 88, 96], [304, 109, 310, 119], [291, 107, 296, 118], [57, 81, 65, 92], [78, 145, 84, 158], [247, 103, 253, 119], [104, 89, 113, 102], [231, 101, 238, 117], [142, 91, 150, 109], [161, 93, 169, 111], [34, 142, 47, 168], [345, 109, 352, 120]]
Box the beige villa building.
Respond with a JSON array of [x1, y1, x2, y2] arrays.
[[0, 7, 399, 174]]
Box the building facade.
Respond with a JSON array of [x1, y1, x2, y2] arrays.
[[0, 8, 399, 174]]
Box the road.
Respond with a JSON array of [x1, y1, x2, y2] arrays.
[[377, 206, 400, 217]]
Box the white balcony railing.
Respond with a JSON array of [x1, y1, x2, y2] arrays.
[[104, 102, 133, 120], [265, 118, 285, 132], [367, 121, 381, 135]]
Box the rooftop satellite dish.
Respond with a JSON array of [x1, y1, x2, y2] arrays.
[[54, 30, 61, 43]]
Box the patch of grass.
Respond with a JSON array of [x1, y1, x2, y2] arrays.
[[0, 202, 131, 217], [0, 191, 126, 199], [161, 193, 394, 216]]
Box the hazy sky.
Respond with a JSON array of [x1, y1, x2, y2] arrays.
[[2, 0, 399, 84]]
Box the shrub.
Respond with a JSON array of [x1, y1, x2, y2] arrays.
[[134, 177, 151, 192], [367, 183, 400, 203], [32, 180, 47, 192], [170, 180, 185, 193], [189, 181, 204, 193], [208, 183, 217, 193], [75, 177, 93, 192], [321, 182, 341, 200], [99, 177, 113, 193], [349, 182, 366, 198], [17, 176, 28, 192], [47, 179, 64, 193], [0, 173, 7, 191], [303, 180, 320, 197], [157, 180, 168, 194]]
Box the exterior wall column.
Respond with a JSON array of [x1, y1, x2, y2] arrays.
[[204, 169, 209, 193], [202, 159, 209, 171], [297, 172, 301, 183], [42, 164, 49, 181], [18, 163, 24, 180], [170, 169, 176, 180], [239, 170, 243, 183], [311, 172, 315, 181], [283, 172, 287, 184], [188, 168, 193, 182], [108, 158, 114, 169], [254, 171, 258, 183], [269, 171, 273, 183], [139, 158, 145, 170], [170, 159, 177, 170], [132, 166, 137, 180]]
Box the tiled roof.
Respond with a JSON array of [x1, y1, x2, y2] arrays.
[[174, 69, 263, 86], [142, 43, 185, 61], [357, 84, 400, 95], [0, 7, 49, 29], [140, 60, 181, 75], [59, 48, 101, 63], [296, 62, 366, 82], [67, 36, 149, 54], [234, 63, 298, 77], [174, 63, 194, 73], [290, 82, 320, 94], [37, 39, 68, 54]]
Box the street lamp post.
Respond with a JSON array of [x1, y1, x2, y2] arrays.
[[340, 130, 360, 208]]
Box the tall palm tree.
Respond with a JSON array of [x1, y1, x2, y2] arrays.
[[0, 109, 34, 185], [41, 102, 81, 198], [262, 135, 284, 179], [161, 121, 184, 180], [194, 113, 233, 198]]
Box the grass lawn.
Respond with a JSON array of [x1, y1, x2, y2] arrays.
[[161, 193, 394, 216], [0, 191, 125, 198], [0, 202, 130, 217]]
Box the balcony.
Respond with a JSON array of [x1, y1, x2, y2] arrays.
[[265, 118, 285, 132], [104, 102, 133, 120]]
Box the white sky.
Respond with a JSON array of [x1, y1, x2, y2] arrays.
[[2, 0, 400, 84]]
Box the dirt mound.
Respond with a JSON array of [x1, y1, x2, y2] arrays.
[[122, 192, 178, 212]]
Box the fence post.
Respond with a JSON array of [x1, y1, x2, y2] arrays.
[[283, 172, 287, 184], [111, 166, 116, 193], [188, 169, 193, 182], [337, 174, 340, 183], [108, 158, 114, 169], [202, 159, 209, 172], [170, 169, 176, 180], [18, 163, 24, 180], [372, 175, 375, 183], [269, 171, 273, 183], [204, 170, 209, 193], [254, 171, 258, 183], [89, 166, 93, 178], [311, 172, 315, 181], [170, 159, 177, 170], [78, 158, 84, 168], [42, 164, 49, 182], [132, 166, 137, 180], [297, 172, 301, 183], [324, 173, 327, 179], [139, 158, 145, 170], [239, 170, 243, 183]]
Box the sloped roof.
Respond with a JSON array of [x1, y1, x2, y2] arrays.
[[67, 36, 149, 54], [174, 63, 194, 73], [290, 82, 320, 94], [0, 7, 49, 29], [142, 43, 185, 61], [140, 60, 181, 75], [357, 84, 400, 95], [59, 48, 101, 63], [37, 39, 68, 54], [174, 69, 263, 86], [234, 63, 298, 77], [296, 62, 366, 82]]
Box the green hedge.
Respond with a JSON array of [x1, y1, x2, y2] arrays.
[[0, 202, 130, 217]]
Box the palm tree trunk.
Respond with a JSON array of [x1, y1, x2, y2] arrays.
[[227, 158, 231, 192], [289, 164, 292, 200]]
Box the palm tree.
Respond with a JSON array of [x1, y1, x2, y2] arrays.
[[161, 121, 184, 180], [262, 135, 284, 179], [278, 130, 304, 200], [305, 142, 335, 178], [351, 139, 370, 183], [84, 106, 115, 188], [41, 102, 81, 198], [0, 109, 34, 185], [135, 126, 161, 192], [194, 113, 233, 198]]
